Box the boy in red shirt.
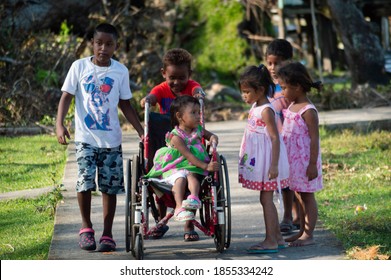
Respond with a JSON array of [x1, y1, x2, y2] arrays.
[[141, 48, 204, 113], [140, 48, 205, 241]]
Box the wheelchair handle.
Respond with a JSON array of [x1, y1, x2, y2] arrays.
[[198, 98, 205, 130], [144, 100, 150, 170]]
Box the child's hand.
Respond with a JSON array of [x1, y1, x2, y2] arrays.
[[206, 161, 219, 172], [306, 164, 318, 181], [268, 165, 278, 180], [193, 92, 205, 99], [141, 95, 156, 108], [192, 88, 206, 100], [140, 97, 147, 108], [210, 134, 219, 147], [56, 125, 70, 145]]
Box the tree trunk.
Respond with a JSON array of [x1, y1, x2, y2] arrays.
[[1, 0, 100, 35], [327, 0, 388, 88]]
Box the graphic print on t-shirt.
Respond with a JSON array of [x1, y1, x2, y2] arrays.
[[83, 75, 114, 131]]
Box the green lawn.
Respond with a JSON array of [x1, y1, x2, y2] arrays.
[[0, 135, 67, 193], [0, 197, 55, 259], [317, 128, 391, 259], [0, 134, 66, 260]]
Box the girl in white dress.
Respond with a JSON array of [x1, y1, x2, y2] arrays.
[[238, 64, 290, 253]]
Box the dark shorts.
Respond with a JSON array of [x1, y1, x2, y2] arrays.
[[75, 142, 124, 195]]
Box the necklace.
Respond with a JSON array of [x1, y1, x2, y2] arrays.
[[92, 57, 111, 91]]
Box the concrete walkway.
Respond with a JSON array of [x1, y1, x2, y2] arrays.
[[2, 106, 391, 260]]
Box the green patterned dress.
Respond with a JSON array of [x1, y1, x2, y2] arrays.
[[146, 125, 210, 179]]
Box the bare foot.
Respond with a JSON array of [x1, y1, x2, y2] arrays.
[[289, 237, 315, 247], [284, 231, 302, 242]]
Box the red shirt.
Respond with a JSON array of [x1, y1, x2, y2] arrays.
[[150, 80, 201, 114]]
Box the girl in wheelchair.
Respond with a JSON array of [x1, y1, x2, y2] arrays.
[[145, 95, 219, 222]]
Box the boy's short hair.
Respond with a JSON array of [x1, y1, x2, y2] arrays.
[[163, 48, 192, 71], [265, 39, 293, 60], [94, 23, 119, 41]]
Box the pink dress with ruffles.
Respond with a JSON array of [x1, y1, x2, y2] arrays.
[[238, 103, 290, 191], [281, 103, 323, 192]]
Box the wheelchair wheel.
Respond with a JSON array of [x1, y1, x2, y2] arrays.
[[214, 155, 231, 251], [125, 158, 132, 252], [134, 233, 144, 260], [130, 154, 141, 258], [199, 179, 212, 229], [214, 224, 225, 253]]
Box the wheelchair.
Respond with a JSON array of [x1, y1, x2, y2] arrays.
[[125, 100, 231, 260]]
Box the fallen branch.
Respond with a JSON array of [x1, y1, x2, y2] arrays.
[[0, 56, 23, 65], [370, 88, 391, 105]]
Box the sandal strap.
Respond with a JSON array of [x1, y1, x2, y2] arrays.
[[175, 208, 194, 221], [79, 227, 94, 235], [100, 236, 116, 245], [187, 194, 201, 203], [174, 207, 186, 216]]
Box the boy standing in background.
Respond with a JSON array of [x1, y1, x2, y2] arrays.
[[265, 39, 300, 235]]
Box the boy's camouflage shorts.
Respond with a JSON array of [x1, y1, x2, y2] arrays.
[[75, 142, 125, 195]]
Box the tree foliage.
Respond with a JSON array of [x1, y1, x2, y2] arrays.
[[0, 0, 389, 126], [0, 0, 254, 126]]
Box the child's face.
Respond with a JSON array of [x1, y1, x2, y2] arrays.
[[162, 64, 191, 95], [266, 55, 285, 83], [91, 32, 118, 66], [177, 103, 200, 129], [279, 79, 298, 102], [240, 84, 263, 105]]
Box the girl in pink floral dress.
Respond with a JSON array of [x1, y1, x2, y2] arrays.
[[265, 39, 301, 234], [238, 65, 290, 254], [277, 62, 323, 247]]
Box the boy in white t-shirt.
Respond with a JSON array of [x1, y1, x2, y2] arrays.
[[56, 23, 143, 252]]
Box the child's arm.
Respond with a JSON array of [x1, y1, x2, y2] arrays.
[[119, 99, 144, 138], [170, 135, 219, 172], [56, 92, 74, 145], [262, 107, 280, 180], [203, 129, 219, 146], [302, 109, 320, 181], [140, 94, 157, 108]]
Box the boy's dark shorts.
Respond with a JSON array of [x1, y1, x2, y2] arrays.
[[75, 142, 124, 195]]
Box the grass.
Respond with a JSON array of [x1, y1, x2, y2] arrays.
[[0, 134, 67, 193], [0, 134, 66, 260], [318, 128, 391, 259], [0, 130, 390, 259], [0, 189, 63, 260]]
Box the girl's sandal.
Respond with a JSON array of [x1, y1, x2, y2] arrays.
[[174, 208, 194, 221], [182, 195, 201, 210]]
